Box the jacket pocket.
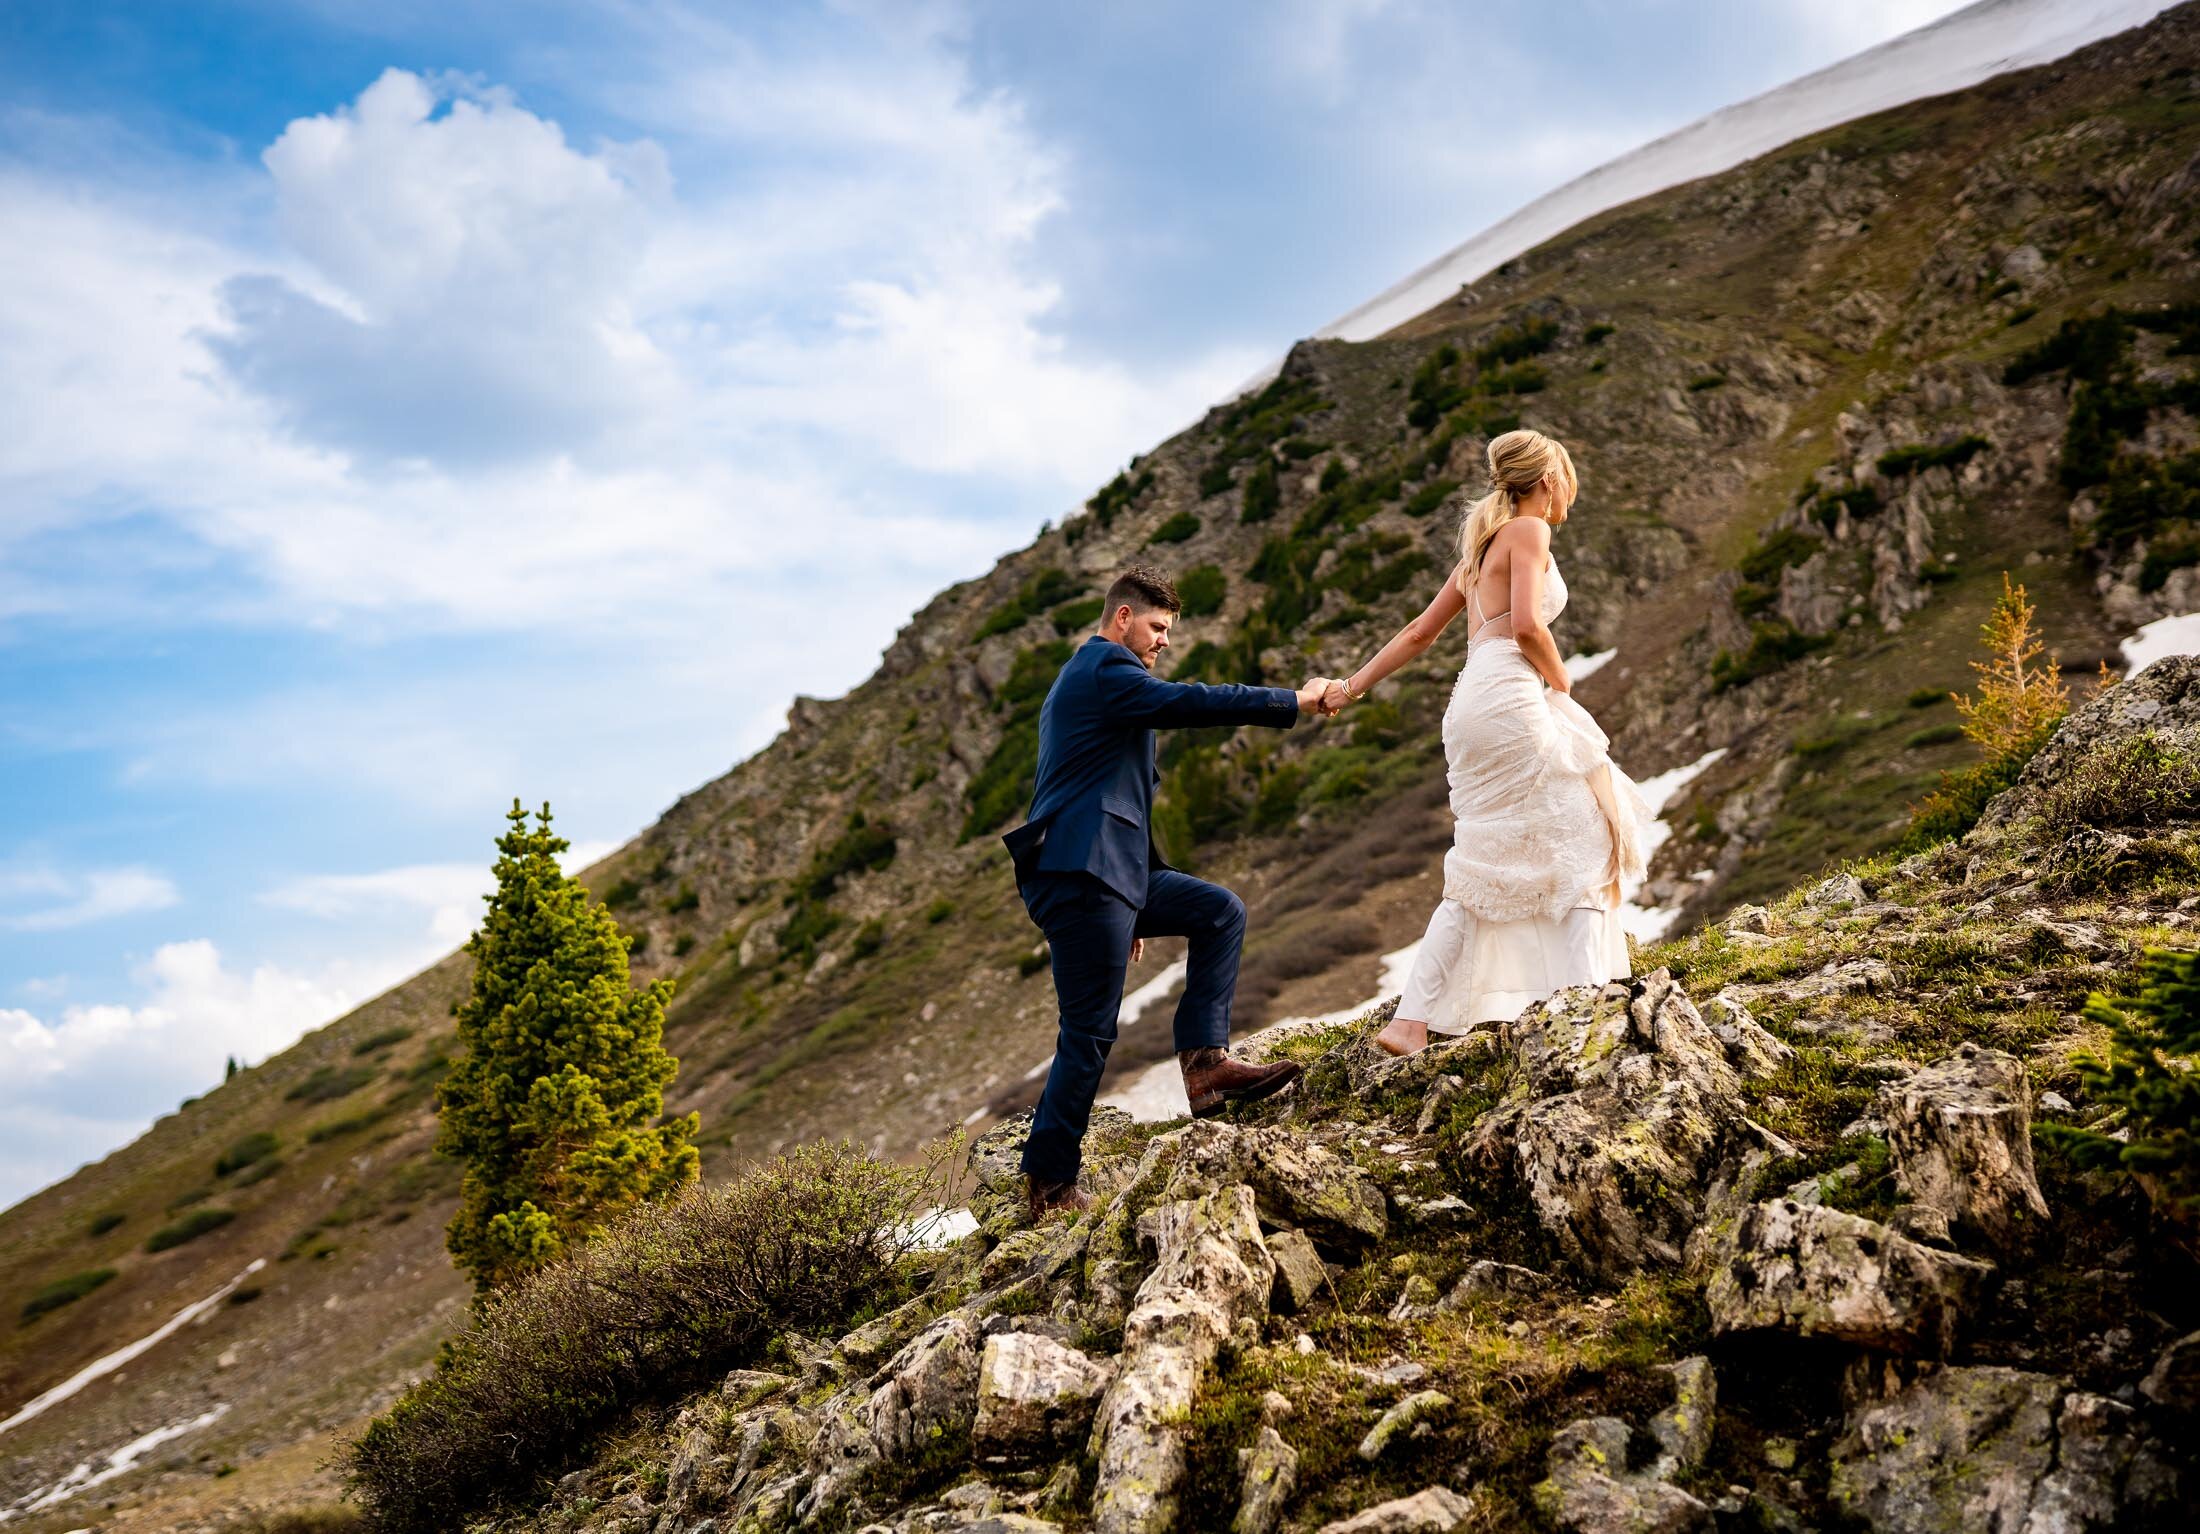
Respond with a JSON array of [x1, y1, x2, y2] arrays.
[[1100, 793, 1144, 827]]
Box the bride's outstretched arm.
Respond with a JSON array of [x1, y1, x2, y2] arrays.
[[1334, 563, 1470, 705]]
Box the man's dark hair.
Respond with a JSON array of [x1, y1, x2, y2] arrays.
[[1101, 565, 1180, 622]]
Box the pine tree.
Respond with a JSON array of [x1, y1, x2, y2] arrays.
[[437, 800, 699, 1294], [1952, 571, 2071, 757], [2044, 947, 2200, 1211]]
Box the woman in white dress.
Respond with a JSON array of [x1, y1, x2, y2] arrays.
[[1326, 429, 1652, 1055]]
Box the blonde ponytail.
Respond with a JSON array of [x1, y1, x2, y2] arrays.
[[1452, 428, 1578, 598]]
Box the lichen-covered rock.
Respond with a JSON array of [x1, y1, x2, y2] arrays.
[[1702, 991, 1795, 1079], [1830, 1366, 2174, 1532], [1438, 1259, 1547, 1305], [966, 1106, 1137, 1234], [1357, 1389, 1450, 1461], [1880, 1042, 2049, 1251], [1533, 1416, 1712, 1534], [972, 1332, 1115, 1460], [1314, 1486, 1476, 1533], [1232, 1424, 1299, 1534], [1647, 1356, 1715, 1480], [1265, 1227, 1327, 1312], [1089, 1183, 1277, 1534], [1706, 1198, 1993, 1355], [1126, 1120, 1387, 1248], [1459, 970, 1749, 1282], [798, 1313, 984, 1521]]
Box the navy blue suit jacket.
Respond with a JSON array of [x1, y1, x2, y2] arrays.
[[1001, 636, 1300, 908]]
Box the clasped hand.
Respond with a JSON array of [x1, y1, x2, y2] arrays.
[[1296, 677, 1356, 718]]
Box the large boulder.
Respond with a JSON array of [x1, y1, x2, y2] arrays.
[[798, 1313, 984, 1521], [1975, 653, 2200, 834], [1830, 1366, 2179, 1532], [1089, 1183, 1278, 1534], [973, 1332, 1116, 1461], [1125, 1119, 1387, 1248], [1880, 1042, 2049, 1252], [1706, 1198, 1993, 1355], [1458, 970, 1750, 1282], [1533, 1417, 1711, 1534]]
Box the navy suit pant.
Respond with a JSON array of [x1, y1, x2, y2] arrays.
[[1017, 868, 1246, 1184]]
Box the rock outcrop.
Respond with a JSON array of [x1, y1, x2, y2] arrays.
[[1880, 1042, 2050, 1251], [1706, 1198, 1994, 1355], [1458, 969, 1770, 1282]]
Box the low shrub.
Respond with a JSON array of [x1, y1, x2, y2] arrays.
[[352, 1027, 415, 1056], [1148, 511, 1201, 545], [308, 1108, 390, 1144], [1710, 621, 1829, 691], [1240, 458, 1279, 524], [923, 897, 955, 925], [1905, 686, 1949, 708], [1178, 564, 1227, 618], [216, 1131, 281, 1177], [344, 1142, 952, 1533], [1904, 723, 1965, 749], [1876, 435, 1989, 478], [145, 1207, 236, 1253], [20, 1267, 116, 1324], [1049, 597, 1104, 634], [1687, 373, 1726, 391], [287, 1064, 377, 1104], [86, 1211, 126, 1238], [803, 815, 897, 900], [1583, 322, 1615, 345], [2037, 735, 2200, 832]]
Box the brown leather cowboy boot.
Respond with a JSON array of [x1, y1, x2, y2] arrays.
[[1179, 1046, 1302, 1119], [1025, 1174, 1093, 1223]]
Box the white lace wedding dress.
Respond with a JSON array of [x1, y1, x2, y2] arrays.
[[1396, 554, 1654, 1034]]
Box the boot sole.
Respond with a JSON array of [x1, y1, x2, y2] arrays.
[[1187, 1063, 1302, 1119]]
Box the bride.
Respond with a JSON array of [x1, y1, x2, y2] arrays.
[[1325, 428, 1652, 1055]]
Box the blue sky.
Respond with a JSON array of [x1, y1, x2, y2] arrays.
[[0, 0, 1977, 1208]]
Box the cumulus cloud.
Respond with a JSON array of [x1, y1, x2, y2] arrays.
[[211, 68, 679, 467], [0, 940, 370, 1209], [0, 864, 180, 931]]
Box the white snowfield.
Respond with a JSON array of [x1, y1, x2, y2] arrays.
[[1291, 0, 2172, 359]]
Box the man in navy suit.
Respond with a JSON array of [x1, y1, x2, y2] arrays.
[[1002, 564, 1339, 1220]]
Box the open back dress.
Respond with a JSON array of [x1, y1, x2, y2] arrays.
[[1395, 553, 1654, 1033]]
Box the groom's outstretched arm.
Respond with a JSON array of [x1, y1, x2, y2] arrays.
[[1092, 646, 1312, 730]]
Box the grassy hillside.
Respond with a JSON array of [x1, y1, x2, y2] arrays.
[[2, 6, 2197, 1527]]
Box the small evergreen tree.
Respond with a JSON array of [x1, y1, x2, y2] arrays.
[[1952, 571, 2070, 756], [438, 800, 699, 1294], [2045, 947, 2200, 1211], [1896, 572, 2073, 851]]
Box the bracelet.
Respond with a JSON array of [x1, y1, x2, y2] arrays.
[[1343, 677, 1368, 702]]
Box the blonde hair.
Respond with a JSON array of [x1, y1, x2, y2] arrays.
[[1452, 428, 1578, 598]]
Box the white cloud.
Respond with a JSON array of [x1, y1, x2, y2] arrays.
[[0, 865, 180, 931], [258, 839, 624, 951], [0, 938, 377, 1209]]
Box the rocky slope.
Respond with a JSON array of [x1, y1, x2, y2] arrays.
[[3, 6, 2199, 1528], [472, 654, 2200, 1534]]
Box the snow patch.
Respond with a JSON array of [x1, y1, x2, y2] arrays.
[[2120, 611, 2200, 673], [1, 1404, 230, 1521], [1564, 648, 1618, 683], [0, 1259, 265, 1437], [1617, 745, 1730, 944]]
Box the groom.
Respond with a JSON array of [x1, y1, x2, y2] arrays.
[[1002, 564, 1339, 1220]]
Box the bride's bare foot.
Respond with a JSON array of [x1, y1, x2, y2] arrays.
[[1374, 1016, 1430, 1057]]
